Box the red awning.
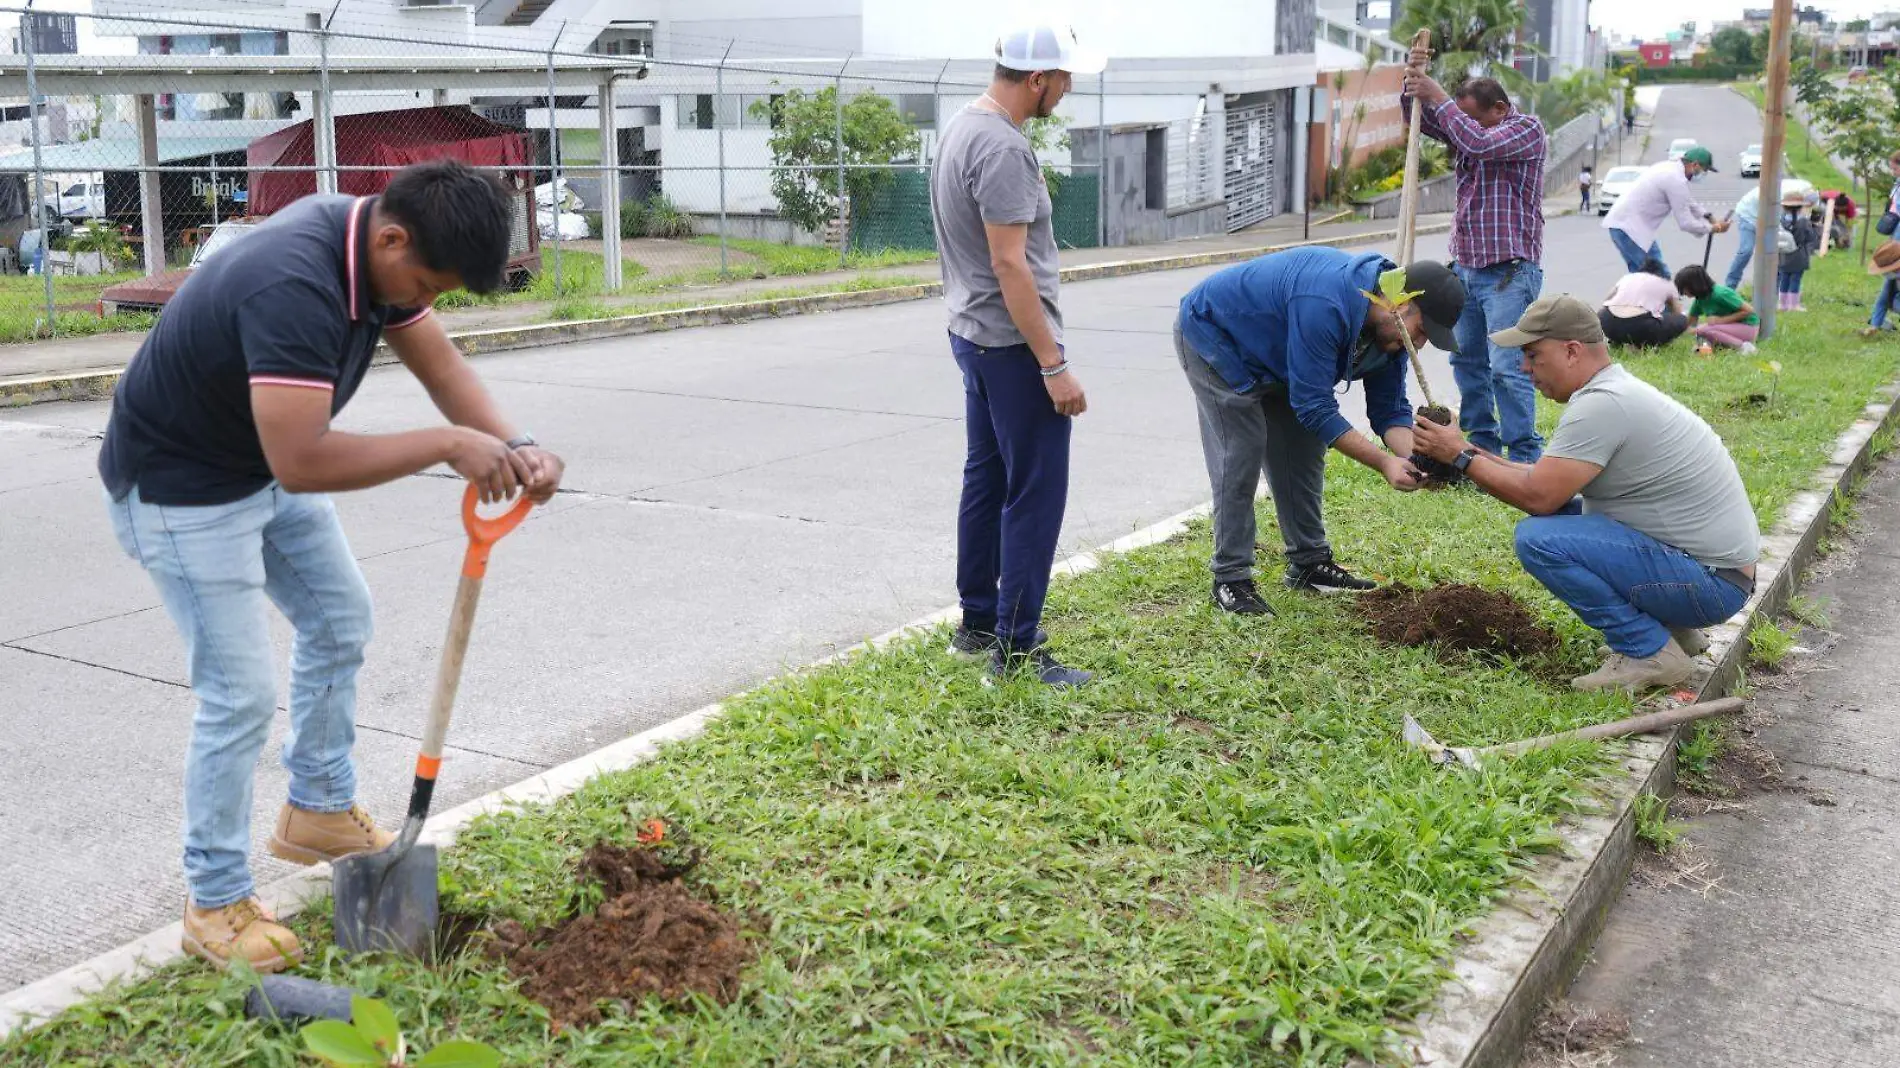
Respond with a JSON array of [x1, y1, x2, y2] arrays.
[[247, 106, 532, 215]]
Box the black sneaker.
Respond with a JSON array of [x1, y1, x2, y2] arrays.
[[1212, 579, 1275, 616], [988, 645, 1093, 689], [1285, 557, 1377, 594], [948, 624, 1000, 658]]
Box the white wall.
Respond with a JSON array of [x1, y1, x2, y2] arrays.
[[655, 95, 777, 213], [863, 0, 1280, 60]]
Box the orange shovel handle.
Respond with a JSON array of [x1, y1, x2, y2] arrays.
[[460, 484, 534, 578]]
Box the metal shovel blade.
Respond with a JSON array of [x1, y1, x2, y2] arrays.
[[332, 841, 439, 958], [1402, 713, 1481, 770]]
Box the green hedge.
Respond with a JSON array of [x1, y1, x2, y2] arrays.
[[1626, 63, 1763, 84], [849, 169, 1100, 253]]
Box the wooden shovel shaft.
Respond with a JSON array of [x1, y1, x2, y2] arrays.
[[1477, 697, 1745, 757], [419, 573, 485, 766], [1396, 29, 1432, 265]]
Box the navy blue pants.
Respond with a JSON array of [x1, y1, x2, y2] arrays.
[[951, 334, 1071, 650]]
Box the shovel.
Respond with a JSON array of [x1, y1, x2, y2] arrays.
[[1404, 697, 1744, 770], [333, 484, 533, 957]]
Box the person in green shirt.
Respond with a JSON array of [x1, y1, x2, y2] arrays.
[[1674, 264, 1759, 354]]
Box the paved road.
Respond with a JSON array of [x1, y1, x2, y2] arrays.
[[1543, 84, 1900, 1068], [0, 117, 1648, 988]]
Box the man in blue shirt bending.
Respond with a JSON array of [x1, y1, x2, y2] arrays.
[[1175, 247, 1465, 613]]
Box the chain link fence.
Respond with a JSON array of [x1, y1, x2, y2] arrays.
[[0, 7, 1153, 342]]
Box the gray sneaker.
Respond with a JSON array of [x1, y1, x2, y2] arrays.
[[1572, 638, 1695, 692]]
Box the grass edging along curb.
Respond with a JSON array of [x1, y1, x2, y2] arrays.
[[1390, 380, 1900, 1068], [0, 221, 1452, 409], [0, 502, 1213, 1043]]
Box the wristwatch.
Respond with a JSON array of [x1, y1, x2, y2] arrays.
[[504, 433, 537, 450], [1451, 448, 1479, 473]]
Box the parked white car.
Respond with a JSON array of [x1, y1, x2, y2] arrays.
[[1739, 144, 1763, 178], [1667, 138, 1699, 162], [1595, 165, 1645, 216]]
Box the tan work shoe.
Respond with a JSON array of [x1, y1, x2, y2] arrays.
[[1572, 638, 1695, 692], [1597, 627, 1709, 659], [182, 897, 303, 973], [268, 803, 394, 866]]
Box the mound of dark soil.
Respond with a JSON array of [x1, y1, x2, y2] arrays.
[[492, 843, 752, 1030], [1356, 583, 1560, 661]]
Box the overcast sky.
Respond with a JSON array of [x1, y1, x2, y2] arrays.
[[1593, 0, 1894, 40]]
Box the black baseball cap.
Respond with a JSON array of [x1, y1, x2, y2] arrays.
[[1401, 261, 1465, 354]]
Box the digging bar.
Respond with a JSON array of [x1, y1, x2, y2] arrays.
[[1406, 697, 1745, 769]]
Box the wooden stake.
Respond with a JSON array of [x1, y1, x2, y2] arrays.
[[1396, 28, 1432, 266]]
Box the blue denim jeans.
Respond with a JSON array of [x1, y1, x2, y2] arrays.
[[1777, 269, 1805, 296], [1451, 260, 1545, 461], [106, 485, 371, 908], [1514, 509, 1749, 658], [1607, 227, 1666, 275], [1724, 218, 1756, 290], [1872, 277, 1900, 329]]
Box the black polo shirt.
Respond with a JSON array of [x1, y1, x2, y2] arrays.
[[98, 195, 430, 506]]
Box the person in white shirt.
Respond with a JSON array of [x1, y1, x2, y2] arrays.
[[1602, 146, 1731, 274], [1723, 186, 1763, 290], [1597, 259, 1687, 348], [1579, 166, 1593, 212]]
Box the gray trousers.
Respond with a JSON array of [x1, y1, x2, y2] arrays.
[[1175, 326, 1330, 582]]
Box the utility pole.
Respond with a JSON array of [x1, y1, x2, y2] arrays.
[[1752, 0, 1795, 343]]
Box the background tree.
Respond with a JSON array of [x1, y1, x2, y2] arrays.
[[1394, 0, 1526, 86], [1800, 71, 1896, 259], [755, 88, 921, 234], [1523, 68, 1618, 127], [1709, 26, 1760, 68], [1845, 18, 1870, 32]]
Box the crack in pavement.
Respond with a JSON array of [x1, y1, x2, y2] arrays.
[[0, 642, 189, 690], [1781, 754, 1900, 789]]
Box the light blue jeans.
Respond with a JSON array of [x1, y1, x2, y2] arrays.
[[1515, 509, 1749, 659], [106, 485, 371, 909], [1607, 227, 1667, 275], [1724, 218, 1756, 290], [1451, 260, 1545, 461]]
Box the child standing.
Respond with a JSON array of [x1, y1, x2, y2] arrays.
[[1777, 190, 1819, 312], [1675, 263, 1760, 354], [1579, 166, 1593, 213]]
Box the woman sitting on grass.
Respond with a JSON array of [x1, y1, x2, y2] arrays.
[[1674, 264, 1759, 355], [1598, 259, 1688, 349]]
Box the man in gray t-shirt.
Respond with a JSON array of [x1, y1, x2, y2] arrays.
[[930, 21, 1102, 689], [1414, 294, 1760, 693]]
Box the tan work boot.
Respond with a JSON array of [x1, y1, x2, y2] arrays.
[[1598, 627, 1709, 659], [1572, 637, 1695, 692], [267, 803, 394, 866], [182, 897, 303, 973]]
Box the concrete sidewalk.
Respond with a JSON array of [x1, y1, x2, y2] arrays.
[[0, 207, 1470, 385], [1556, 452, 1900, 1067]]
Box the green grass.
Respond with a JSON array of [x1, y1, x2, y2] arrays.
[[1746, 618, 1797, 669], [691, 235, 938, 276], [1676, 719, 1727, 795], [529, 275, 934, 327], [1633, 793, 1685, 852]]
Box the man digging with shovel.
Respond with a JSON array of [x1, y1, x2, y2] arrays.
[[98, 159, 565, 973], [1412, 294, 1760, 692]]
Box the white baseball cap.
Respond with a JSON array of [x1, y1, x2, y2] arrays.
[[994, 22, 1105, 75]]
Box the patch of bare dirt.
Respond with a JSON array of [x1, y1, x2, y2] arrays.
[[1520, 1001, 1632, 1068]]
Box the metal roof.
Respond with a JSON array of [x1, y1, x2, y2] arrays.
[[0, 134, 256, 171], [0, 53, 646, 96]]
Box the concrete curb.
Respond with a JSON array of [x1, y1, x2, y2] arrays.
[[0, 220, 1453, 409], [0, 500, 1213, 1040], [1392, 380, 1900, 1068]]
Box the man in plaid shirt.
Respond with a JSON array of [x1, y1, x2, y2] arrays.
[[1403, 59, 1549, 463]]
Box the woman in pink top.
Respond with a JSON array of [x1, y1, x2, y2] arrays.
[[1597, 258, 1688, 349]]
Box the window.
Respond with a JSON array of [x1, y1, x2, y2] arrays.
[[740, 94, 781, 129], [678, 94, 741, 129], [209, 33, 240, 56], [1144, 129, 1167, 211], [893, 94, 936, 129]]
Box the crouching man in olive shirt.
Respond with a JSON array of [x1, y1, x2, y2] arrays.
[[1413, 294, 1759, 692]]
